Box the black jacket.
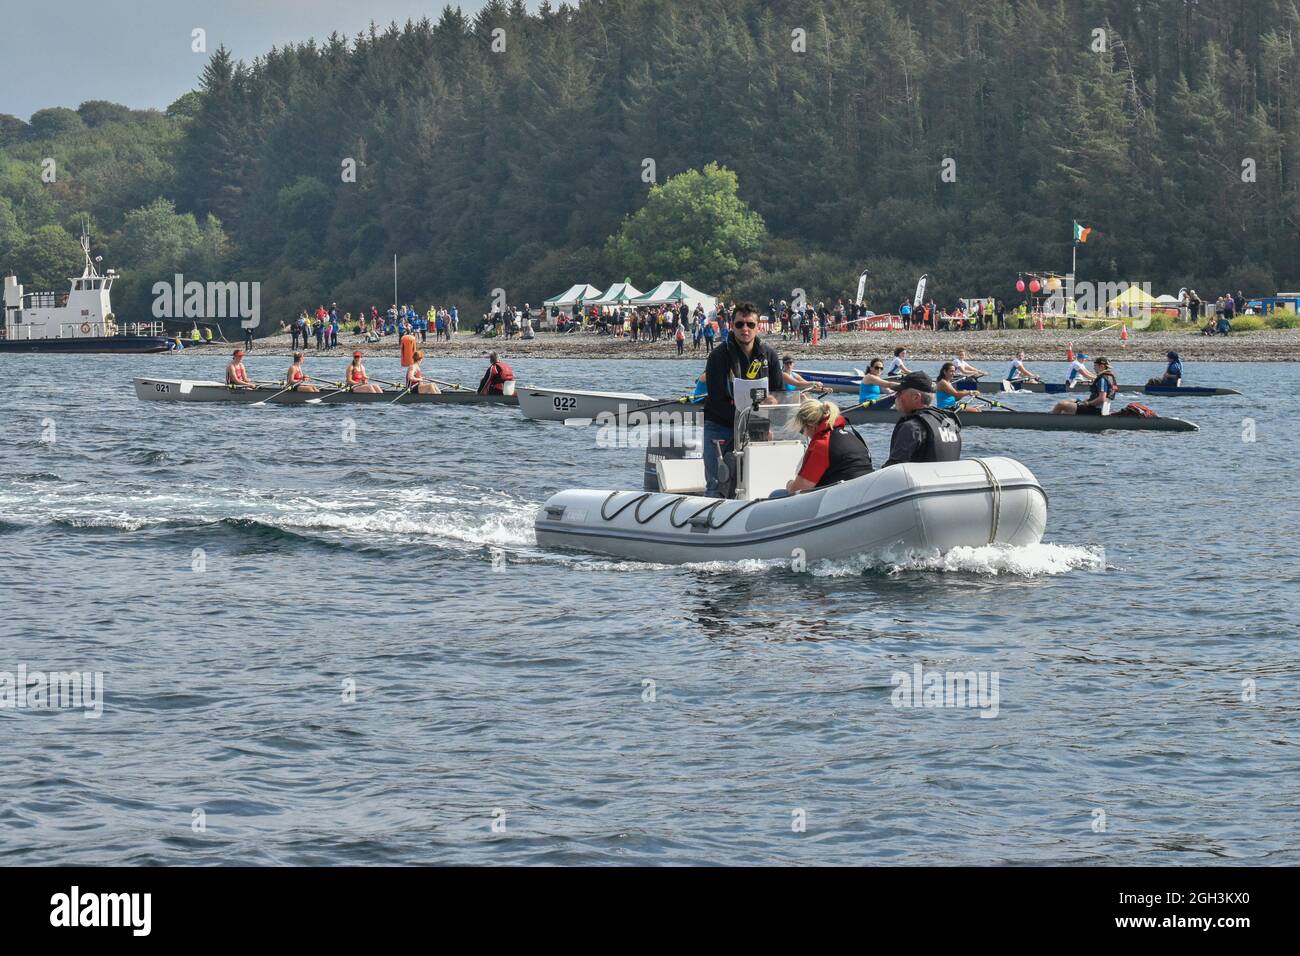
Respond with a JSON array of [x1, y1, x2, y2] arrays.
[[703, 335, 784, 428]]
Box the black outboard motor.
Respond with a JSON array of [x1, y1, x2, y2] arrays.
[[643, 424, 703, 491]]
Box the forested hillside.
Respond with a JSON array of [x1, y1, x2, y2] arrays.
[[3, 0, 1299, 330]]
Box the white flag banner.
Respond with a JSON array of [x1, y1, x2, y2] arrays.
[[855, 270, 868, 307], [913, 275, 928, 310]]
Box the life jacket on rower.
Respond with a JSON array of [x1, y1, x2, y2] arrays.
[[478, 352, 515, 394]]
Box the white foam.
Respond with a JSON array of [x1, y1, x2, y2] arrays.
[[812, 542, 1105, 577]]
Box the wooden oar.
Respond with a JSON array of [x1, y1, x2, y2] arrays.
[[428, 377, 466, 391]]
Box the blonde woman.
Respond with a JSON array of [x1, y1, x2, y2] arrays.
[[782, 399, 874, 496]]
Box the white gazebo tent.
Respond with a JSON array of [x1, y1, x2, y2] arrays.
[[542, 283, 603, 327], [544, 283, 602, 311], [587, 281, 644, 307], [630, 280, 718, 320]]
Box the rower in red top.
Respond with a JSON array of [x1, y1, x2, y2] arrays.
[[782, 399, 874, 496], [346, 351, 383, 394], [405, 350, 440, 394], [478, 352, 515, 395], [286, 351, 319, 393], [225, 348, 255, 389]]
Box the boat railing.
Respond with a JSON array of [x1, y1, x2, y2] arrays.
[[0, 321, 168, 340]]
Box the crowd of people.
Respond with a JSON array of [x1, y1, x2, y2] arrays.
[[284, 303, 462, 350]]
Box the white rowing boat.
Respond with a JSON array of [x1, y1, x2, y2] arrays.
[[133, 377, 517, 405]]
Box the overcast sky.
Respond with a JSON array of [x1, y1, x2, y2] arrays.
[[1, 0, 499, 120]]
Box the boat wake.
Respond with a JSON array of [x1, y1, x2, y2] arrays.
[[812, 542, 1106, 577], [669, 542, 1104, 578], [0, 480, 539, 553]]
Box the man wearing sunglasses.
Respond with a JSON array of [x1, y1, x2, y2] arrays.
[[702, 302, 784, 497]]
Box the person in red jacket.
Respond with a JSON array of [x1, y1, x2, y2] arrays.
[[783, 399, 874, 495], [478, 352, 515, 394]]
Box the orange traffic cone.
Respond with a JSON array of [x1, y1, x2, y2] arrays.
[[1120, 323, 1129, 346], [1066, 342, 1074, 362], [1035, 314, 1044, 332], [812, 324, 820, 346]]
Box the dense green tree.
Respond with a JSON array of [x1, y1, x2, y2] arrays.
[[14, 223, 83, 291], [605, 164, 767, 292], [2, 0, 1298, 329]]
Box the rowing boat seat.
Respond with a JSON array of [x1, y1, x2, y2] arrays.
[[657, 458, 706, 495]]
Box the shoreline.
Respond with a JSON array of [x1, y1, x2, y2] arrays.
[[193, 328, 1300, 363]]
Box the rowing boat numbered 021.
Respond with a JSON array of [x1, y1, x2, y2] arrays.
[[133, 378, 519, 406]]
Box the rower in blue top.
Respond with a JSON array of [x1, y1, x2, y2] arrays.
[[691, 372, 708, 402], [780, 355, 814, 395], [857, 357, 899, 408], [1151, 351, 1182, 387], [936, 362, 980, 411]]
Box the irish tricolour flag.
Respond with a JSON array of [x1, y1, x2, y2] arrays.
[[1074, 221, 1092, 244]]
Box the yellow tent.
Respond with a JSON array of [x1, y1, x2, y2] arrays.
[[1107, 285, 1158, 311]]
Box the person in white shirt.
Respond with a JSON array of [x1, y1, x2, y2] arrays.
[[884, 347, 912, 378], [1065, 351, 1096, 388]]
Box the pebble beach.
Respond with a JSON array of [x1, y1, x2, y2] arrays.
[[214, 327, 1299, 363]]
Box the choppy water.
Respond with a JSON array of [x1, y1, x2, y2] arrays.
[[1, 352, 1296, 865]]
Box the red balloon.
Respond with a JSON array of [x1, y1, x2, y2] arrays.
[[1016, 279, 1026, 293], [1029, 279, 1041, 294]]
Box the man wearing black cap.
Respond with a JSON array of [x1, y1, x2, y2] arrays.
[[883, 371, 962, 467]]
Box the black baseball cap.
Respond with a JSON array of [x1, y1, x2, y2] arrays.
[[898, 371, 935, 393]]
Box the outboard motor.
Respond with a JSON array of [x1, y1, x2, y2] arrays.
[[643, 424, 703, 491]]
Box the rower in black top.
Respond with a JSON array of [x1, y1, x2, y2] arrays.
[[883, 371, 962, 467], [702, 302, 784, 497], [1052, 356, 1118, 415]]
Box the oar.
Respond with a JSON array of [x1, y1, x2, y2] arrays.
[[250, 383, 297, 406], [428, 377, 466, 391], [971, 395, 1017, 412], [562, 393, 696, 428], [837, 393, 898, 416], [303, 382, 347, 404], [387, 382, 417, 405]]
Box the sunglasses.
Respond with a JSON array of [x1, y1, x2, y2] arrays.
[[733, 321, 758, 329], [870, 365, 883, 370]]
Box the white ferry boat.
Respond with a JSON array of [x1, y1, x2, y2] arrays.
[[1, 229, 172, 353]]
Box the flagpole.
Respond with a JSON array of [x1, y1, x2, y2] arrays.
[[393, 254, 398, 309]]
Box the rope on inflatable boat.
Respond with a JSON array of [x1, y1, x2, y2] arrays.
[[974, 458, 1002, 544], [599, 491, 762, 530]]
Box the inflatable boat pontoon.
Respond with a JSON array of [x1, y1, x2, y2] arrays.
[[535, 401, 1048, 564]]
